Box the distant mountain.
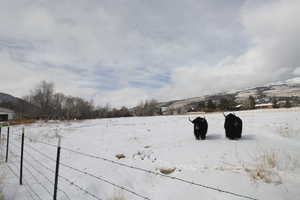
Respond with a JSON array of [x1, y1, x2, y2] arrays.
[[0, 92, 19, 104], [0, 92, 38, 117], [159, 77, 300, 111]]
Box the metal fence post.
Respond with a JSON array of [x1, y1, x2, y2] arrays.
[[20, 127, 25, 185], [0, 126, 2, 145], [5, 126, 10, 162], [53, 136, 61, 200]]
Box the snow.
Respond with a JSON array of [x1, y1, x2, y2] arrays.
[[1, 108, 300, 200], [235, 89, 258, 99], [285, 77, 300, 85], [255, 103, 273, 107], [262, 76, 300, 86]]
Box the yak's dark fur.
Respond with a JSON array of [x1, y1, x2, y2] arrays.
[[224, 113, 242, 139], [190, 117, 208, 140]]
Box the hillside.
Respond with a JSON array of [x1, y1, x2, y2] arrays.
[[160, 77, 300, 112], [0, 92, 38, 117], [0, 93, 19, 104]]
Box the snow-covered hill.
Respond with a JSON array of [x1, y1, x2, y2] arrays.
[[1, 108, 300, 200], [159, 77, 300, 110], [0, 93, 19, 104]]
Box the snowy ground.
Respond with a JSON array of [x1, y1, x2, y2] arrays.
[[1, 108, 300, 200]]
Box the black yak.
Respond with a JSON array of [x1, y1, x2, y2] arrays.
[[189, 117, 208, 140], [223, 113, 242, 139]]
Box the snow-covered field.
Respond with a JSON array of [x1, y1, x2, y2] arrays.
[[1, 108, 300, 200]]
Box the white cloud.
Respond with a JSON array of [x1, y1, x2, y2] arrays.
[[0, 0, 299, 107], [157, 0, 300, 101], [94, 87, 152, 108], [293, 67, 300, 76]]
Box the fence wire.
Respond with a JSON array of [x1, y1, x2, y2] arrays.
[[60, 146, 258, 200], [2, 127, 260, 200], [6, 159, 43, 200], [10, 140, 104, 200], [59, 161, 151, 200], [1, 138, 38, 200], [9, 148, 52, 198], [5, 163, 37, 200], [10, 142, 72, 200], [23, 156, 72, 200], [14, 139, 151, 199]]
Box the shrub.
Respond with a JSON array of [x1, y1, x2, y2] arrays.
[[159, 167, 176, 175], [277, 123, 299, 137], [243, 150, 282, 184], [108, 190, 126, 200]]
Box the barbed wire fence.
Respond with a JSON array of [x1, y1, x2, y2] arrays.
[[0, 125, 259, 200]]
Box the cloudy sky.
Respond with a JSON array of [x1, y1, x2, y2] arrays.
[[1, 0, 300, 107]]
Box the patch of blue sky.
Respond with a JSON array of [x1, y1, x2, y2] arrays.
[[129, 73, 171, 89], [0, 38, 35, 50], [91, 68, 122, 91]]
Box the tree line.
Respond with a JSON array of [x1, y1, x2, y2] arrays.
[[5, 81, 297, 121], [23, 81, 96, 120], [186, 98, 237, 113], [21, 81, 160, 120], [186, 95, 293, 113]]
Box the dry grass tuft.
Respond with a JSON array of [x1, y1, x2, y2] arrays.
[[159, 167, 176, 175], [3, 119, 36, 126], [108, 190, 126, 200], [277, 123, 299, 137], [243, 150, 282, 184], [244, 168, 281, 184], [115, 154, 126, 159]]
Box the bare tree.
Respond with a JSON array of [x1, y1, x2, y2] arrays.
[[52, 93, 66, 119], [30, 81, 55, 119], [248, 96, 255, 109], [23, 80, 135, 120], [135, 99, 160, 116]]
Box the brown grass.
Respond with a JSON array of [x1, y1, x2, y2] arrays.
[[115, 154, 126, 159], [159, 167, 176, 175], [278, 123, 299, 137], [108, 190, 126, 200], [243, 150, 282, 184], [1, 119, 36, 126]]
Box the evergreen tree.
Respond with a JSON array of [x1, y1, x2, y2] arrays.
[[219, 98, 229, 111], [272, 98, 279, 108], [206, 100, 216, 111], [249, 96, 255, 109], [197, 101, 206, 111], [284, 99, 291, 108]]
